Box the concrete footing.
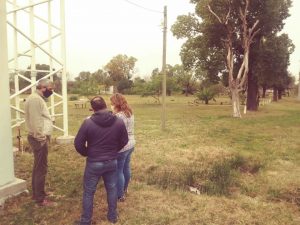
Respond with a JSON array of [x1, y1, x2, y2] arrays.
[[56, 135, 75, 145], [0, 178, 27, 205]]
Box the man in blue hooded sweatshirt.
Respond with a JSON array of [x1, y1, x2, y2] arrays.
[[74, 96, 128, 225]]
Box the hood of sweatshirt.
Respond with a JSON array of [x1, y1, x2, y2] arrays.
[[90, 110, 116, 127]]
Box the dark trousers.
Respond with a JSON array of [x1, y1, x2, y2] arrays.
[[27, 135, 48, 203]]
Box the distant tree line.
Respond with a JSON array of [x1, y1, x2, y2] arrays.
[[9, 64, 61, 94], [9, 0, 297, 114], [67, 54, 219, 101]]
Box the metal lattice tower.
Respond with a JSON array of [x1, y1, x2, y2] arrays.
[[6, 0, 70, 138], [1, 0, 74, 204]]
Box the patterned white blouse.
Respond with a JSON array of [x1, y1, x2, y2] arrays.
[[116, 111, 135, 152]]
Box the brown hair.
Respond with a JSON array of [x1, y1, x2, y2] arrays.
[[110, 93, 132, 117]]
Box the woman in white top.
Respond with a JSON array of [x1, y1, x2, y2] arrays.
[[110, 93, 135, 201]]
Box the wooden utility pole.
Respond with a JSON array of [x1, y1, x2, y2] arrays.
[[161, 5, 167, 130], [297, 73, 300, 101], [297, 60, 300, 101]]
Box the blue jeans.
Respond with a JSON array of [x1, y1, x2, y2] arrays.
[[80, 159, 118, 225], [117, 148, 134, 198]]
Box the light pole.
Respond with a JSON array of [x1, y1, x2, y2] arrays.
[[297, 60, 300, 101], [161, 5, 167, 130], [297, 73, 300, 101]]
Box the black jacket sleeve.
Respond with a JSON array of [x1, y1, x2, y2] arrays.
[[74, 119, 88, 157], [119, 121, 129, 151]]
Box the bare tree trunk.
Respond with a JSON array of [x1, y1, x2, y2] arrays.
[[262, 85, 267, 98], [273, 87, 278, 101], [185, 85, 189, 96], [232, 87, 241, 118], [113, 85, 117, 93], [208, 0, 259, 118], [247, 70, 259, 111], [278, 89, 283, 100]]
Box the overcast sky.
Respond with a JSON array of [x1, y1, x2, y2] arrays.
[[8, 0, 296, 79], [64, 0, 193, 78], [282, 0, 300, 78], [63, 0, 299, 79]]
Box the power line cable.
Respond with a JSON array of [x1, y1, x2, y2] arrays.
[[121, 0, 163, 14]]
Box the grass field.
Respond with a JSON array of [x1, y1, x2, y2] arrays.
[[1, 95, 300, 225]]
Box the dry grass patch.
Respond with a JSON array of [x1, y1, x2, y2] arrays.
[[4, 95, 300, 224]]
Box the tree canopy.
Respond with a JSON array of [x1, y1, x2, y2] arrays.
[[105, 54, 137, 86], [172, 0, 293, 115]]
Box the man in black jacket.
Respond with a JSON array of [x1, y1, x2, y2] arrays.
[[74, 96, 128, 225]]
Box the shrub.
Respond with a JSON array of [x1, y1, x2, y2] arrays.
[[195, 86, 218, 104], [204, 160, 235, 195], [69, 96, 78, 101], [142, 153, 263, 196]]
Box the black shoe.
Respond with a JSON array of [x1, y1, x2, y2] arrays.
[[118, 196, 125, 202]]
